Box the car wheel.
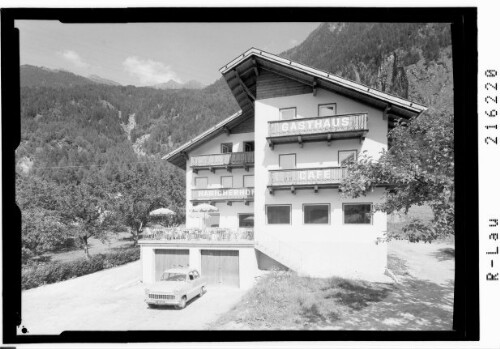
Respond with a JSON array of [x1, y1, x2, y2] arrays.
[[200, 286, 207, 296], [177, 296, 187, 309]]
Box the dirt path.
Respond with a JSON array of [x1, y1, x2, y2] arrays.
[[20, 261, 247, 334], [324, 240, 455, 330]]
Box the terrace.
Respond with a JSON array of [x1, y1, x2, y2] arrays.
[[267, 113, 368, 149]]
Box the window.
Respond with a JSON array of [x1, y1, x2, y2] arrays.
[[221, 143, 233, 153], [343, 203, 373, 224], [194, 177, 208, 188], [318, 103, 337, 117], [244, 141, 255, 152], [339, 150, 357, 166], [279, 107, 296, 120], [243, 175, 254, 188], [221, 176, 233, 188], [267, 205, 291, 224], [304, 204, 330, 224], [279, 154, 296, 169], [207, 213, 220, 228], [239, 214, 254, 228]]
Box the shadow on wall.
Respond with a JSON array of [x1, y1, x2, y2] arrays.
[[255, 249, 288, 271]]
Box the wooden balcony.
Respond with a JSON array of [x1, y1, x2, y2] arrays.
[[191, 187, 255, 205], [190, 152, 254, 173], [268, 167, 347, 194], [267, 113, 368, 149]]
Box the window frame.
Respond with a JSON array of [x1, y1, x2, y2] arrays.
[[279, 153, 297, 169], [243, 141, 255, 152], [243, 175, 254, 188], [194, 176, 208, 188], [220, 176, 233, 188], [279, 107, 297, 120], [338, 149, 358, 167], [303, 203, 331, 225], [266, 204, 292, 225], [238, 213, 255, 228], [220, 142, 233, 153], [342, 203, 374, 225], [318, 103, 337, 117]]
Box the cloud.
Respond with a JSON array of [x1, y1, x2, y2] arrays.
[[60, 50, 89, 69], [290, 39, 299, 46], [122, 56, 180, 86]]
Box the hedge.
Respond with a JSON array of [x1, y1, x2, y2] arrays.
[[22, 248, 140, 290]]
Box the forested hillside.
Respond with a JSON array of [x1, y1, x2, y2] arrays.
[[17, 22, 453, 263]]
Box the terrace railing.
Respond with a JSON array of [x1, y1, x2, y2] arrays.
[[268, 167, 347, 186], [142, 227, 254, 242], [268, 113, 368, 138], [190, 151, 254, 168]]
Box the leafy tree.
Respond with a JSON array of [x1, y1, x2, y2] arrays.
[[58, 174, 118, 258], [21, 208, 69, 264], [116, 162, 185, 245], [340, 111, 454, 242]]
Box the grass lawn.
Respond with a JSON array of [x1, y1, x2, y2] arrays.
[[40, 231, 135, 263], [212, 205, 454, 330]]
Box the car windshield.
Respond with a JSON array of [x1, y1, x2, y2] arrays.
[[161, 272, 186, 281]]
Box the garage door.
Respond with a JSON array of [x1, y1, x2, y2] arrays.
[[154, 249, 189, 281], [201, 250, 239, 287]]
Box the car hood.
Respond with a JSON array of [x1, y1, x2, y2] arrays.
[[146, 281, 188, 294]]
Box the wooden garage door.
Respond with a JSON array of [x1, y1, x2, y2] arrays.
[[201, 250, 239, 287], [155, 249, 189, 281]]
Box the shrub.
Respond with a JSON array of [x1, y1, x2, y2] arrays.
[[22, 248, 140, 290]]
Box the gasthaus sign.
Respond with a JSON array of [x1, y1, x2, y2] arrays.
[[269, 114, 367, 137]]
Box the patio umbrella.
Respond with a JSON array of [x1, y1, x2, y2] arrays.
[[191, 203, 218, 228], [149, 208, 176, 216]]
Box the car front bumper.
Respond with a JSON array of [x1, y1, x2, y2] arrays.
[[145, 295, 180, 306]]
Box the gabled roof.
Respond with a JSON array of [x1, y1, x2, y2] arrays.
[[219, 47, 426, 119], [162, 109, 251, 169], [165, 47, 427, 170]]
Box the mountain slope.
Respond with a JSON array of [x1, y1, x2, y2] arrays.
[[152, 79, 204, 90], [87, 74, 121, 86], [20, 65, 96, 88]]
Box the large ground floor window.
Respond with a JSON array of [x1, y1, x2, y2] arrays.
[[343, 203, 373, 224], [303, 204, 330, 224], [266, 205, 291, 224], [238, 213, 254, 228]]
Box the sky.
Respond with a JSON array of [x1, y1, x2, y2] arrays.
[[15, 21, 320, 87]]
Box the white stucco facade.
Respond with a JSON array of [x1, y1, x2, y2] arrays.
[[186, 131, 255, 230], [253, 88, 388, 279]]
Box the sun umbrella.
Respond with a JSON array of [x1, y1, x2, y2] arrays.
[[191, 203, 218, 213], [149, 208, 176, 216]]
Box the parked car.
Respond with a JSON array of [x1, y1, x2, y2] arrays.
[[144, 267, 207, 309]]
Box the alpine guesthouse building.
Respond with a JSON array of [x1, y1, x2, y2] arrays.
[[139, 48, 426, 288]]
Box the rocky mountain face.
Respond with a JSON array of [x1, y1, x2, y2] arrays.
[[283, 22, 453, 114]]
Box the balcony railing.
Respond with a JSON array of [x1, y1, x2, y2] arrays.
[[268, 167, 347, 187], [191, 187, 255, 202], [267, 113, 368, 148], [142, 227, 254, 242], [190, 152, 254, 170]]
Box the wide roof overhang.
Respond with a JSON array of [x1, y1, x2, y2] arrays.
[[219, 47, 427, 120]]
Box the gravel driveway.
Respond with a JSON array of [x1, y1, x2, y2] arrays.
[[21, 261, 247, 334]]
